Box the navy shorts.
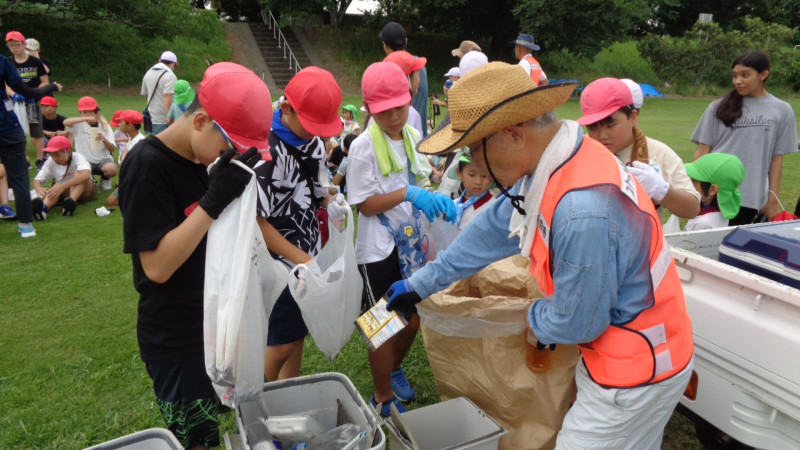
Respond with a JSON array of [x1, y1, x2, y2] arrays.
[[358, 247, 402, 313], [145, 355, 224, 449], [267, 286, 309, 346]]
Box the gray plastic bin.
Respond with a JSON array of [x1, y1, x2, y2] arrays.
[[234, 372, 385, 449], [86, 428, 182, 449], [386, 397, 507, 450]]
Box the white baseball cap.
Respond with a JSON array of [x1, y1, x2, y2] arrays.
[[444, 67, 461, 78], [620, 78, 643, 110], [160, 51, 178, 64], [459, 51, 488, 76]]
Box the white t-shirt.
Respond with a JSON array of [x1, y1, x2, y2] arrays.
[[121, 133, 146, 162], [518, 53, 548, 84], [35, 152, 90, 184], [347, 128, 424, 264], [66, 121, 116, 164], [684, 210, 728, 231]]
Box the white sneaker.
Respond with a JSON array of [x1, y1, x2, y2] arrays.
[[100, 179, 112, 191]]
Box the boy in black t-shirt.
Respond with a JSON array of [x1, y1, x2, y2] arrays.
[[40, 96, 66, 141], [4, 31, 49, 170], [118, 63, 271, 450]]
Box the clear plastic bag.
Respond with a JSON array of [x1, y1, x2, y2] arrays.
[[289, 208, 363, 361], [204, 160, 289, 407], [12, 100, 28, 136], [423, 216, 459, 261]]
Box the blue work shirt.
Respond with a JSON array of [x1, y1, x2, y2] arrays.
[[408, 136, 654, 345], [0, 55, 23, 135]]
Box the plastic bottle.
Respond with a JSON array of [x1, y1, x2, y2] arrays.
[[525, 328, 552, 373]]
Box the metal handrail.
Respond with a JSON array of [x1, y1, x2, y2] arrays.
[[262, 10, 302, 74]]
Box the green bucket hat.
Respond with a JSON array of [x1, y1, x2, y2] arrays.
[[174, 80, 195, 106], [684, 153, 745, 220], [342, 104, 358, 120]]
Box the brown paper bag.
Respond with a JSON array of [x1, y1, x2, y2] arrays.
[[418, 255, 580, 450]]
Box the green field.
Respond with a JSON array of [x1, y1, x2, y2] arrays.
[[2, 93, 799, 448]]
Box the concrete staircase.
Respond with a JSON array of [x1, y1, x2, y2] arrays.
[[249, 23, 312, 89]]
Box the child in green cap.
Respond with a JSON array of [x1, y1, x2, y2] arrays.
[[684, 153, 746, 231], [166, 80, 195, 125], [340, 104, 361, 140]]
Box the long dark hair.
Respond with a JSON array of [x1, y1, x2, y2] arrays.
[[715, 50, 770, 127]]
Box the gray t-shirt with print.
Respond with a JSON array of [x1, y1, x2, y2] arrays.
[[691, 94, 797, 210]]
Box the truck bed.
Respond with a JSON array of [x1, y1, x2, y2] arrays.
[[667, 226, 800, 449]]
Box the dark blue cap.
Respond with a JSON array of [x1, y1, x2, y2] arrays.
[[511, 34, 540, 51]]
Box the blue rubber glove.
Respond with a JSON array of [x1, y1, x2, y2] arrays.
[[11, 94, 25, 102], [433, 192, 457, 223], [404, 185, 438, 222], [384, 279, 422, 320]]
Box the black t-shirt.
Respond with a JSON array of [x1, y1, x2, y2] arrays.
[[11, 55, 47, 88], [42, 114, 65, 133], [119, 135, 209, 364]]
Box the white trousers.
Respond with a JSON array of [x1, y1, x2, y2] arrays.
[[556, 355, 694, 449]]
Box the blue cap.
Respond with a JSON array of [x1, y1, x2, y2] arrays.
[[512, 34, 540, 51]]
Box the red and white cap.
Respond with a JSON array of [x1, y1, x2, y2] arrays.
[[198, 62, 272, 154], [284, 66, 343, 138], [577, 78, 634, 126]]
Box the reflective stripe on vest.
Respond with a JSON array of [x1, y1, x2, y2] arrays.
[[528, 136, 693, 388], [524, 55, 543, 86]]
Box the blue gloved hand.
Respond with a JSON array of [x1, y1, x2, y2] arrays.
[[405, 185, 438, 222], [433, 192, 457, 223], [11, 94, 25, 103], [384, 279, 422, 321]]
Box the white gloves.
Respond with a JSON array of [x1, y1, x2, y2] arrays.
[[297, 259, 323, 280], [326, 193, 349, 221], [629, 161, 669, 202]]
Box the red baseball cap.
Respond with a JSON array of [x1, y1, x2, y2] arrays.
[[362, 62, 411, 114], [284, 66, 343, 138], [40, 96, 57, 107], [120, 110, 143, 125], [77, 96, 99, 112], [5, 31, 25, 43], [577, 78, 633, 126], [109, 110, 124, 127], [198, 62, 272, 154], [383, 51, 427, 76], [42, 136, 71, 153]]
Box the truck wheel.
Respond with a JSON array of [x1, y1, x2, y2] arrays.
[[694, 418, 754, 450]]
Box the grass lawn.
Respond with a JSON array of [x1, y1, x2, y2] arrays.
[[2, 92, 799, 448]]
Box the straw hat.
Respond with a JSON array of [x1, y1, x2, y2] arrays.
[[419, 62, 576, 155]]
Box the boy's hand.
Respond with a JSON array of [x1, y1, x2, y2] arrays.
[[385, 279, 421, 320], [198, 147, 259, 219], [433, 192, 457, 223], [405, 185, 439, 221]]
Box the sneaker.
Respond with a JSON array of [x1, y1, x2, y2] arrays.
[[35, 159, 44, 171], [369, 395, 407, 418], [100, 178, 112, 191], [0, 204, 15, 219], [62, 198, 76, 216], [391, 368, 416, 402], [18, 222, 36, 238], [32, 197, 47, 221]]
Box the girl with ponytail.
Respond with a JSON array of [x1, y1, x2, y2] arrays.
[[691, 50, 798, 224]]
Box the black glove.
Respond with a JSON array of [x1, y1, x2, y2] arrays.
[[198, 147, 260, 219], [384, 280, 422, 321]]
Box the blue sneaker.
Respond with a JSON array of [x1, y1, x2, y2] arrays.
[[0, 204, 15, 219], [18, 222, 36, 238], [369, 395, 407, 418], [391, 368, 416, 402]]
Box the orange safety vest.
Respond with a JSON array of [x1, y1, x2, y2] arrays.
[[523, 55, 544, 86], [528, 136, 693, 388]]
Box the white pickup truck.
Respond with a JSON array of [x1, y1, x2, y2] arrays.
[[666, 225, 800, 449]]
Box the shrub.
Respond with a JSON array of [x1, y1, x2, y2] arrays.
[[593, 41, 660, 84]]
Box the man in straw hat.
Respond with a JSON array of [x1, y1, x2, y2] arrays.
[[384, 62, 694, 448]]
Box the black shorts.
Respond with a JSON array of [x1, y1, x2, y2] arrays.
[[358, 247, 403, 313], [267, 286, 309, 346], [145, 355, 224, 449]]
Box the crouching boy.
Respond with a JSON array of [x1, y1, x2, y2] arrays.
[[31, 136, 96, 219]]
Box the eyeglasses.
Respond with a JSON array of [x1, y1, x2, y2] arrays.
[[212, 120, 236, 152], [6, 41, 24, 48]]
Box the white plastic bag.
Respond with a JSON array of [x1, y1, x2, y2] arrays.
[[204, 160, 288, 407], [13, 100, 28, 136], [662, 213, 681, 234], [289, 208, 363, 361]]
